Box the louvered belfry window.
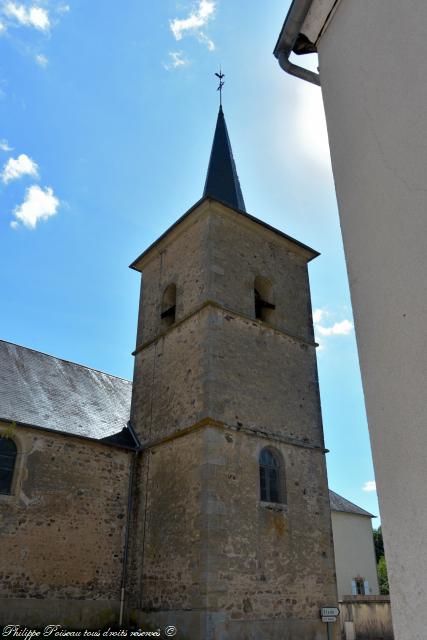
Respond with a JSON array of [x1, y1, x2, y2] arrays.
[[161, 283, 177, 327], [254, 276, 275, 322], [259, 448, 281, 503], [0, 437, 17, 495]]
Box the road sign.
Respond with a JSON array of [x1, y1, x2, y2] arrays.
[[322, 616, 337, 623], [320, 607, 340, 617]]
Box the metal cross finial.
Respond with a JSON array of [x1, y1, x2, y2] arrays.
[[215, 69, 225, 107]]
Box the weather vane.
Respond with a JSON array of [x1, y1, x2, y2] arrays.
[[215, 69, 225, 107]]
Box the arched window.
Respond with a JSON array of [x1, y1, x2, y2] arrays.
[[259, 447, 284, 504], [254, 276, 275, 322], [0, 437, 17, 495], [160, 283, 176, 327]]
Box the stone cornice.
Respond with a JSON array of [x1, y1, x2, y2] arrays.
[[133, 299, 317, 355], [138, 416, 327, 454]]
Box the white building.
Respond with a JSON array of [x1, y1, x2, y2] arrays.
[[329, 490, 379, 600], [275, 2, 427, 638]]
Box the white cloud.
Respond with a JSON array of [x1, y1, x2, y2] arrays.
[[1, 153, 39, 183], [313, 307, 354, 348], [35, 53, 48, 67], [312, 308, 324, 324], [0, 138, 12, 152], [57, 3, 70, 13], [316, 319, 353, 337], [3, 2, 50, 31], [363, 480, 377, 492], [164, 51, 189, 70], [0, 19, 6, 33], [12, 184, 59, 228], [197, 31, 214, 51], [170, 0, 216, 50]]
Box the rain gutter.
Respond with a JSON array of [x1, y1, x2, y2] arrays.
[[273, 0, 321, 86], [119, 422, 141, 627]]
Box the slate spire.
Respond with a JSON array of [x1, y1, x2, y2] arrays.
[[203, 105, 246, 212]]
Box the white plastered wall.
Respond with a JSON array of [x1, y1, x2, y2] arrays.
[[331, 511, 379, 599], [312, 1, 427, 638]]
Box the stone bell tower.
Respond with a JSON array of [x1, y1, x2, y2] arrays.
[[128, 106, 338, 639]]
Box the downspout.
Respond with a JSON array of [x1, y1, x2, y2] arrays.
[[274, 0, 321, 86], [119, 424, 141, 627]]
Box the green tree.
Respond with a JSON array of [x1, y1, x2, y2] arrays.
[[377, 555, 389, 595], [373, 526, 384, 563], [1, 421, 16, 439]]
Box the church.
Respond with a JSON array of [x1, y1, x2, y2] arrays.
[[0, 105, 338, 639]]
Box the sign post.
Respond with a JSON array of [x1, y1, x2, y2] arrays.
[[320, 607, 340, 639]]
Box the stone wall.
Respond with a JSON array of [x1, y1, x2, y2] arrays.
[[131, 199, 321, 447], [129, 199, 338, 639], [128, 424, 338, 640], [339, 596, 393, 640], [134, 202, 211, 348], [0, 422, 131, 628], [207, 203, 315, 343], [206, 306, 323, 445], [132, 200, 315, 351], [131, 269, 324, 449]]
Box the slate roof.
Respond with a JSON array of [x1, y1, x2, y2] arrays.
[[203, 106, 246, 212], [0, 340, 134, 448], [329, 489, 374, 518]]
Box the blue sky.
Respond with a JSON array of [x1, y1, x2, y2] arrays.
[[0, 0, 379, 523]]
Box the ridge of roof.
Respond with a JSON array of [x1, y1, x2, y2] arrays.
[[0, 338, 131, 384]]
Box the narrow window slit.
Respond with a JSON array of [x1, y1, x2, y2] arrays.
[[254, 276, 275, 322], [160, 305, 176, 321], [161, 284, 177, 327], [254, 289, 275, 320]]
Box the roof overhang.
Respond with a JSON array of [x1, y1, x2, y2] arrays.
[[329, 489, 376, 518], [0, 416, 138, 451], [129, 196, 319, 273], [273, 0, 342, 85]]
